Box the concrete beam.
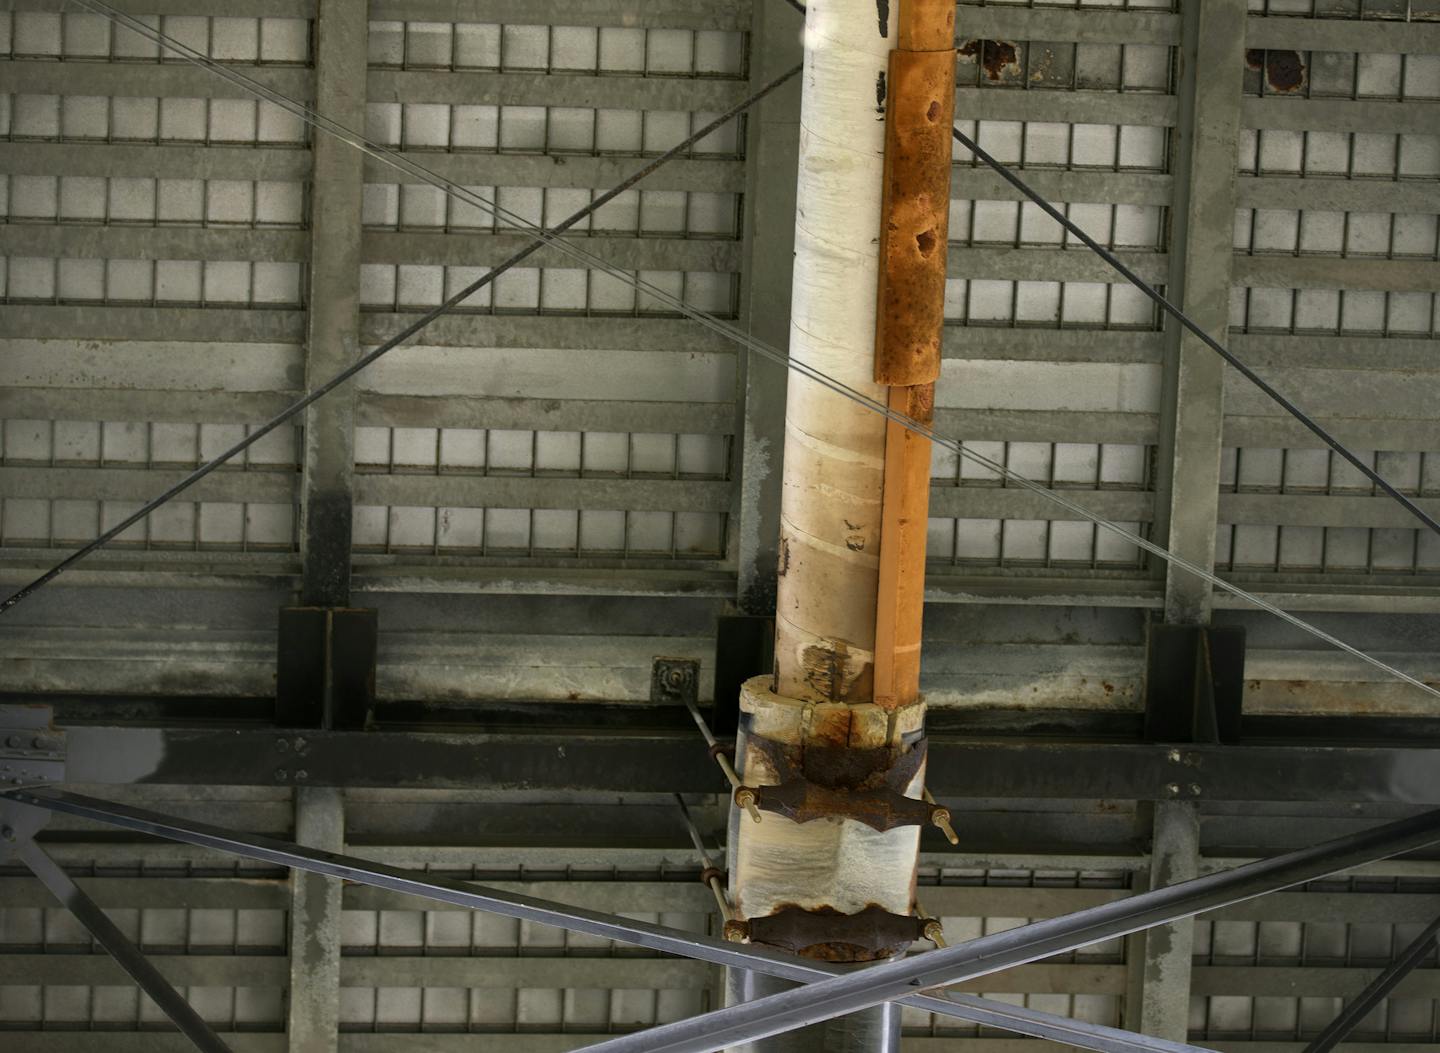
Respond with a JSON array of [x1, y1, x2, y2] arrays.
[[1153, 0, 1247, 625], [1137, 801, 1201, 1042], [286, 787, 343, 1053], [299, 0, 367, 606]]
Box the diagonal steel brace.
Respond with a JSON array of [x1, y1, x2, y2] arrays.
[[3, 821, 232, 1053], [568, 806, 1440, 1053], [1304, 913, 1440, 1053], [3, 786, 1211, 1053]]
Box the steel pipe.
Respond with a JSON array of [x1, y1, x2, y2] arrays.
[[2, 787, 1213, 1053]]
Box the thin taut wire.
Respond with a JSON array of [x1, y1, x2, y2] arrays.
[[13, 2, 1437, 704], [948, 125, 1440, 540], [0, 56, 802, 612]]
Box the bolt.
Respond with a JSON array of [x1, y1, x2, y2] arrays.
[[723, 919, 750, 943], [276, 739, 289, 753], [922, 919, 947, 948], [1167, 749, 1182, 763], [1189, 783, 1202, 797], [275, 768, 288, 781], [295, 769, 308, 781], [0, 826, 14, 841], [734, 787, 762, 824], [1165, 783, 1180, 797], [5, 736, 20, 749], [293, 737, 308, 754]]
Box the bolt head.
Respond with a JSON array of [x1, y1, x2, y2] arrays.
[[0, 826, 14, 841], [295, 769, 308, 781], [5, 736, 20, 749], [1189, 783, 1202, 796], [275, 768, 288, 781], [1167, 749, 1182, 762], [1165, 783, 1180, 796]]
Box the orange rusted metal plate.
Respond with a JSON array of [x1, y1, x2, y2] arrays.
[[872, 383, 935, 708], [896, 0, 956, 52], [874, 47, 956, 387]]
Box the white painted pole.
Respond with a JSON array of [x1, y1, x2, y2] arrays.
[[774, 0, 898, 705]]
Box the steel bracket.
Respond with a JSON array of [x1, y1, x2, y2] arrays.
[[1143, 621, 1246, 745], [745, 738, 939, 833], [651, 657, 701, 708], [0, 704, 65, 859], [737, 904, 928, 962]]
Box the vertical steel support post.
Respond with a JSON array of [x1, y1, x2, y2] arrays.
[[733, 0, 803, 616], [1153, 0, 1247, 625], [1138, 802, 1202, 1042], [285, 787, 344, 1053], [298, 0, 367, 606]]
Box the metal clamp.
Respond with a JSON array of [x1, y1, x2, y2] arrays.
[[744, 739, 949, 836]]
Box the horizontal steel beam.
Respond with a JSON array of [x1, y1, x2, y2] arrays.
[[959, 7, 1180, 45], [363, 152, 747, 193], [944, 327, 1164, 365], [368, 0, 751, 29], [367, 69, 745, 111], [1243, 97, 1435, 135], [1245, 15, 1440, 55], [51, 725, 1440, 803], [0, 307, 741, 352], [952, 168, 1174, 208], [357, 394, 735, 434], [352, 474, 732, 513], [955, 87, 1177, 127], [947, 246, 1170, 284]]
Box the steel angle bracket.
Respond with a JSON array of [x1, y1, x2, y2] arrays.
[[0, 704, 65, 860]]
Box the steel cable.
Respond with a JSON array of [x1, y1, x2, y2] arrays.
[[8, 1, 1436, 705]]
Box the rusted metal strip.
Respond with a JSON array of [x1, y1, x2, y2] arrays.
[[872, 383, 935, 708], [874, 49, 955, 385], [872, 0, 955, 708]]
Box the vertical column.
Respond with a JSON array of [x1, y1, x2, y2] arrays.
[[733, 0, 802, 615], [1138, 801, 1201, 1042], [1153, 0, 1247, 625], [286, 786, 344, 1053], [299, 0, 368, 606]]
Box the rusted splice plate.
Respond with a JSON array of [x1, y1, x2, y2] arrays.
[[744, 738, 940, 833], [739, 903, 929, 962], [874, 46, 956, 386]]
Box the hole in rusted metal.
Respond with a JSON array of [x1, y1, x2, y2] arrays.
[[959, 38, 1018, 82], [1245, 48, 1306, 93], [925, 99, 940, 122], [915, 228, 937, 257]]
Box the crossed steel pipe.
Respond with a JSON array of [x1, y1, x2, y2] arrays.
[[7, 788, 1440, 1053]]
